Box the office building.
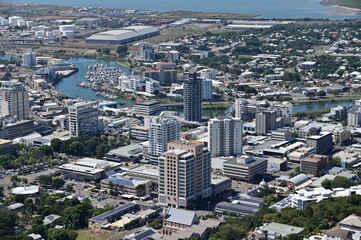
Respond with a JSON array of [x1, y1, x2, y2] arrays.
[[306, 132, 333, 154], [222, 155, 267, 182], [0, 81, 29, 120], [101, 174, 152, 197], [158, 141, 212, 208], [235, 98, 261, 121], [148, 117, 180, 164], [0, 139, 14, 154], [0, 120, 34, 140], [168, 50, 180, 61], [133, 101, 160, 116], [208, 117, 243, 157], [202, 79, 213, 100], [300, 154, 328, 175], [69, 101, 98, 138], [22, 52, 36, 67], [183, 76, 202, 122], [144, 69, 177, 84], [139, 42, 155, 61], [256, 111, 277, 135], [104, 144, 143, 163]]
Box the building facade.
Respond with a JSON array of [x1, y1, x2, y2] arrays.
[[0, 81, 29, 120], [208, 117, 243, 157], [202, 79, 213, 100], [183, 76, 202, 122], [158, 141, 212, 208], [22, 52, 36, 67], [148, 117, 180, 164], [139, 42, 155, 61], [256, 111, 277, 135], [69, 101, 98, 138]]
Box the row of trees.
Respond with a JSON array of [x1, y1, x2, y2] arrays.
[[51, 134, 130, 159]]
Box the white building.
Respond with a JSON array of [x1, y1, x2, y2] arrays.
[[22, 52, 36, 67], [145, 79, 160, 95], [139, 42, 155, 61], [0, 81, 29, 120], [168, 50, 180, 61], [9, 16, 23, 25], [208, 117, 243, 157], [202, 79, 213, 100], [200, 68, 217, 80], [148, 117, 180, 164], [69, 101, 98, 138]]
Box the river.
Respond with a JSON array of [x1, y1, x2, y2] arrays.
[[53, 58, 134, 106], [7, 0, 361, 19]]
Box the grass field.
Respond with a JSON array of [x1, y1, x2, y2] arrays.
[[145, 28, 207, 44], [76, 230, 112, 240]]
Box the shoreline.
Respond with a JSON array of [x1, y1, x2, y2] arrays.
[[320, 0, 361, 16]]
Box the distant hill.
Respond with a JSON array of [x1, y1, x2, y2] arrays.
[[321, 0, 361, 8]]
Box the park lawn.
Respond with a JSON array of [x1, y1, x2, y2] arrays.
[[76, 230, 112, 240]]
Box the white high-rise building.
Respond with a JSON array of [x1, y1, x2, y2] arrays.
[[200, 68, 217, 80], [208, 117, 243, 157], [158, 141, 212, 208], [139, 42, 155, 61], [148, 117, 180, 164], [202, 79, 213, 100], [0, 81, 29, 120], [69, 101, 98, 138], [22, 52, 36, 67]]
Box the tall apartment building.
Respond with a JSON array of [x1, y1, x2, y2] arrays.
[[158, 141, 212, 208], [69, 101, 98, 138], [202, 79, 213, 100], [208, 117, 243, 157], [148, 117, 180, 164], [139, 42, 155, 61], [255, 110, 277, 135], [22, 52, 36, 67], [167, 50, 180, 62], [347, 107, 361, 127], [0, 81, 29, 120], [199, 68, 217, 80], [144, 69, 177, 84], [183, 76, 202, 122], [235, 99, 261, 121]]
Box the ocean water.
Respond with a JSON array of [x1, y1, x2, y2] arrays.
[[6, 0, 361, 19]]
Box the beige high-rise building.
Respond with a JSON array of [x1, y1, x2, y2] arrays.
[[0, 81, 29, 120], [158, 141, 212, 208]]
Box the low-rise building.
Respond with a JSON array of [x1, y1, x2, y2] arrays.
[[104, 144, 143, 163], [0, 139, 14, 154], [89, 202, 139, 229], [215, 195, 264, 216], [211, 175, 232, 196], [130, 125, 149, 141], [163, 208, 199, 235], [300, 154, 328, 175], [255, 222, 305, 240], [133, 101, 160, 116], [126, 164, 159, 185], [222, 155, 267, 182], [101, 174, 152, 197], [59, 158, 121, 181]]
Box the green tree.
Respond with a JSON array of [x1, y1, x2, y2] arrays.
[[51, 138, 62, 152], [317, 90, 326, 97], [102, 48, 111, 55], [47, 228, 77, 240], [321, 179, 332, 189], [117, 45, 128, 55]]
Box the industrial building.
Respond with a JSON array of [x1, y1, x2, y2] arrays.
[[215, 195, 264, 216], [86, 26, 160, 44]]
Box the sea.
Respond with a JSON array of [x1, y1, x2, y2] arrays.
[[6, 0, 361, 19]]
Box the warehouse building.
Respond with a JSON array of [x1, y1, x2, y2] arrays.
[[86, 26, 160, 44]]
